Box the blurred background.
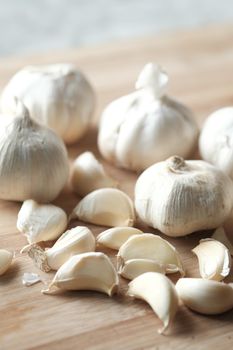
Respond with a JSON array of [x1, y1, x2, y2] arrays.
[[1, 0, 233, 57]]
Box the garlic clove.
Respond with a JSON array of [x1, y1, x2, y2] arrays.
[[71, 151, 117, 197], [96, 227, 143, 250], [27, 226, 96, 271], [176, 278, 233, 315], [119, 259, 165, 280], [192, 238, 231, 281], [42, 252, 119, 296], [212, 227, 233, 256], [17, 199, 67, 243], [117, 233, 184, 276], [127, 272, 179, 333], [70, 188, 135, 227], [0, 249, 13, 275]]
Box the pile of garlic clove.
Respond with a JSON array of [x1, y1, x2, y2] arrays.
[[1, 61, 233, 336]]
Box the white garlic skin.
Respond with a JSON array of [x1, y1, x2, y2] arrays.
[[199, 107, 233, 179], [0, 64, 95, 144], [0, 249, 13, 275], [98, 63, 198, 171], [135, 156, 233, 237], [0, 102, 69, 202]]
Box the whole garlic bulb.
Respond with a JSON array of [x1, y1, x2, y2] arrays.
[[0, 100, 69, 202], [98, 63, 198, 171], [199, 107, 233, 179], [135, 156, 233, 237], [0, 63, 95, 144]]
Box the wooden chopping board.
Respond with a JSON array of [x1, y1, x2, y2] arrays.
[[1, 24, 233, 350]]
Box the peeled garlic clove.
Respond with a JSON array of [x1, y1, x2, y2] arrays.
[[27, 226, 96, 271], [96, 227, 143, 250], [42, 252, 118, 296], [212, 227, 233, 256], [17, 199, 67, 243], [176, 278, 233, 315], [135, 156, 233, 237], [192, 238, 231, 281], [71, 188, 135, 227], [127, 272, 179, 333], [71, 151, 117, 197], [119, 259, 165, 280], [0, 99, 69, 203], [0, 64, 95, 144], [0, 249, 13, 275], [117, 233, 184, 276]]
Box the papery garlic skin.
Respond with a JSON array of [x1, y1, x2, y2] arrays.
[[192, 239, 231, 281], [127, 272, 179, 333], [199, 107, 233, 179], [117, 233, 184, 275], [98, 63, 198, 171], [0, 100, 69, 202], [42, 252, 118, 296], [0, 64, 95, 144], [96, 227, 143, 250], [0, 249, 13, 275], [176, 278, 233, 315], [119, 259, 165, 280], [71, 188, 135, 227], [17, 199, 67, 243], [71, 152, 117, 197], [212, 227, 233, 256], [135, 156, 233, 237]]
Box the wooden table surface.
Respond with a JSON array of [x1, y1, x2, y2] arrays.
[[1, 24, 233, 350]]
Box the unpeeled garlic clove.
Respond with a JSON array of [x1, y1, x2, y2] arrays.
[[176, 278, 233, 315], [119, 259, 165, 280], [27, 226, 96, 271], [212, 227, 233, 256], [42, 252, 119, 296], [127, 272, 179, 333], [96, 227, 143, 250], [17, 199, 67, 243], [192, 238, 231, 281], [71, 151, 117, 197], [70, 188, 135, 227], [117, 233, 184, 276], [0, 249, 13, 275]]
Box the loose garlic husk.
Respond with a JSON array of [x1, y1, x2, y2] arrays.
[[0, 64, 95, 144], [199, 107, 233, 180], [71, 152, 117, 197], [98, 63, 198, 171], [135, 156, 233, 237], [0, 249, 13, 275], [127, 272, 179, 333], [0, 100, 69, 202], [192, 239, 231, 281], [117, 233, 184, 275], [17, 199, 67, 243], [96, 227, 143, 250], [26, 226, 95, 272], [176, 278, 233, 315], [119, 259, 165, 280], [212, 227, 233, 256], [71, 188, 135, 227], [42, 252, 119, 296]]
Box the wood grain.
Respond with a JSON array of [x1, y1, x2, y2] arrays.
[[1, 24, 233, 350]]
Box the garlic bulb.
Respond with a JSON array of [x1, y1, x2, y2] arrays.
[[199, 107, 233, 179], [0, 64, 95, 144], [98, 63, 198, 171], [71, 152, 117, 197], [176, 278, 233, 315], [26, 226, 95, 271], [0, 100, 69, 202], [135, 156, 233, 237], [17, 199, 67, 243], [0, 249, 13, 275]]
